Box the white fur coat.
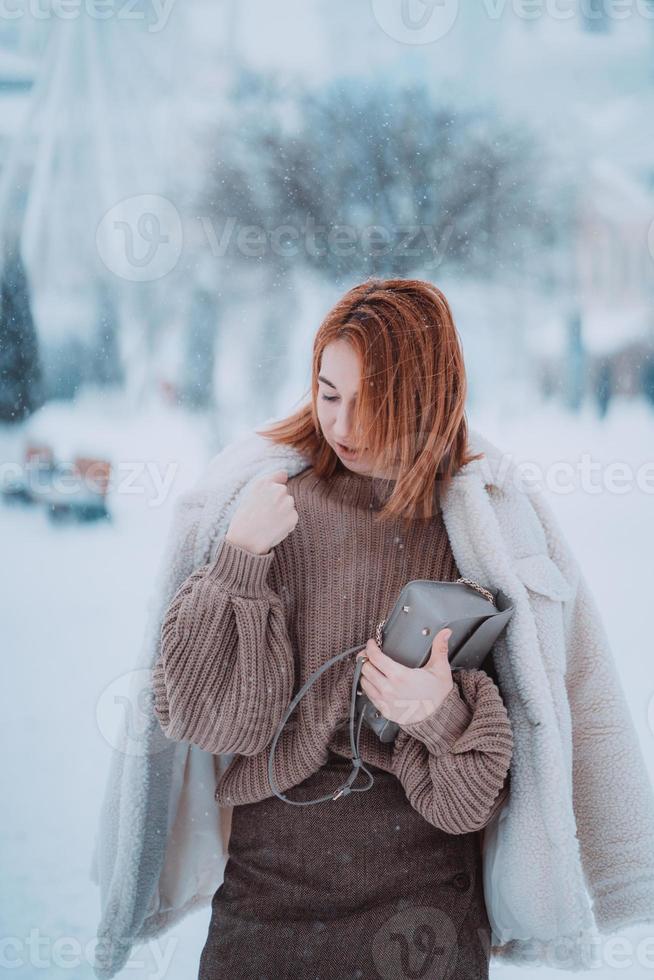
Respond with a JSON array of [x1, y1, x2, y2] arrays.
[[90, 421, 654, 977]]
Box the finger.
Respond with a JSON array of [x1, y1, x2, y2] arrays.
[[360, 657, 388, 687], [360, 674, 385, 707], [356, 639, 379, 659], [433, 627, 452, 655], [362, 638, 405, 679]]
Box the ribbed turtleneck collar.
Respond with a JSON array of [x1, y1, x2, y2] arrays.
[[296, 461, 441, 518], [324, 461, 398, 512]]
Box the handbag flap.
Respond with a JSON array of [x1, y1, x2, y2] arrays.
[[449, 607, 514, 670], [381, 580, 505, 670]]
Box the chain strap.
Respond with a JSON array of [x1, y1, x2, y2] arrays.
[[456, 577, 496, 606]]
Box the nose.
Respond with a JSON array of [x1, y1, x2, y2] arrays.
[[333, 403, 356, 443]]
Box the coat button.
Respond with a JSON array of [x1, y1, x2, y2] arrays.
[[452, 872, 470, 891]]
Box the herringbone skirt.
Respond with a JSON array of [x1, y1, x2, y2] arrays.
[[198, 750, 491, 980]]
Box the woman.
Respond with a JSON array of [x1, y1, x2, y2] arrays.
[[151, 278, 514, 979], [91, 277, 654, 980]]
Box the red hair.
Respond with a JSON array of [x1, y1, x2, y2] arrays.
[[256, 277, 483, 525]]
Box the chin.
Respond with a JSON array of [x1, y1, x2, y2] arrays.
[[340, 457, 372, 476]]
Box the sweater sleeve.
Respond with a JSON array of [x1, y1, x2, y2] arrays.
[[151, 536, 295, 756], [390, 668, 513, 835]]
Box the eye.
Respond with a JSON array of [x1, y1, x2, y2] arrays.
[[321, 394, 339, 402]]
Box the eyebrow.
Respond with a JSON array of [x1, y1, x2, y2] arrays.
[[317, 374, 337, 389]]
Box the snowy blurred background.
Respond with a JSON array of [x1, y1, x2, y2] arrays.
[[1, 2, 654, 978]]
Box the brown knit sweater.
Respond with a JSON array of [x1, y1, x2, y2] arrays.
[[152, 462, 513, 835]]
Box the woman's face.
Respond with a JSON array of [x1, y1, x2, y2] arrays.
[[317, 339, 388, 477]]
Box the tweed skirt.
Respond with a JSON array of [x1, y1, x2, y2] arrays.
[[198, 750, 491, 980]]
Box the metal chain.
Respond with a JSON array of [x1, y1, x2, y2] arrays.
[[456, 577, 496, 606]]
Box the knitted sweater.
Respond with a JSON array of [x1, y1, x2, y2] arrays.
[[151, 462, 513, 835]]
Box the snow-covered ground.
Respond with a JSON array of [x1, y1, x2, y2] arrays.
[[2, 393, 653, 979]]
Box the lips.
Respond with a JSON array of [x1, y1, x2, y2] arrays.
[[336, 441, 368, 455]]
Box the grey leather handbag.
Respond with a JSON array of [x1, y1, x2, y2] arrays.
[[267, 577, 514, 806]]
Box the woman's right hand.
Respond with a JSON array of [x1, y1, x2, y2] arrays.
[[225, 469, 298, 556]]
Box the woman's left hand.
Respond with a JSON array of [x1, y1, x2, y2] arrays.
[[356, 628, 454, 726]]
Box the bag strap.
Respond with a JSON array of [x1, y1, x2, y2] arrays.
[[267, 576, 493, 806], [457, 576, 496, 605], [267, 642, 377, 805]]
